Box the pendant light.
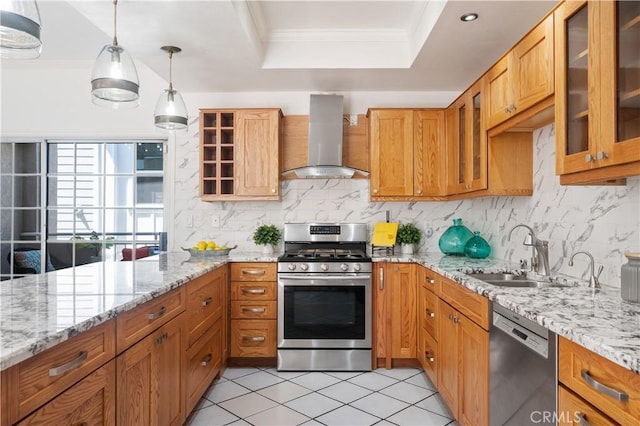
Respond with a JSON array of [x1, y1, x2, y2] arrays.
[[0, 0, 42, 59], [91, 0, 139, 109], [154, 45, 188, 130]]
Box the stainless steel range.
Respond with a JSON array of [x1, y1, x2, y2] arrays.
[[277, 223, 372, 371]]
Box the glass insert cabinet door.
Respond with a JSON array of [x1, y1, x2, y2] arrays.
[[556, 0, 640, 175]]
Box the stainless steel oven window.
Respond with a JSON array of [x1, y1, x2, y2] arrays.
[[277, 275, 372, 349]]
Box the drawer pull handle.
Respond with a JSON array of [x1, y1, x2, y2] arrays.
[[202, 297, 213, 307], [49, 351, 88, 376], [425, 309, 435, 318], [242, 269, 266, 275], [576, 413, 590, 426], [580, 369, 629, 402], [425, 351, 435, 363], [148, 306, 166, 320], [242, 288, 266, 295], [242, 307, 266, 314], [201, 354, 213, 366], [242, 336, 266, 342]]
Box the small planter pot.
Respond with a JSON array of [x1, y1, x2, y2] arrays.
[[400, 244, 414, 255], [261, 245, 274, 255]]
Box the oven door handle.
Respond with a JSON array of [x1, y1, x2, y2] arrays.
[[279, 275, 371, 281]]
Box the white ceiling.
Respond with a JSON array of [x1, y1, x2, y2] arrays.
[[32, 0, 559, 93]]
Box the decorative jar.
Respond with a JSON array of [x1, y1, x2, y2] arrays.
[[464, 232, 491, 259], [621, 252, 640, 303], [438, 218, 473, 256]]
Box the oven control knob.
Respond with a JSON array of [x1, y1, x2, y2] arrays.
[[288, 263, 296, 271], [340, 263, 349, 271], [321, 263, 329, 271], [353, 263, 361, 272], [300, 263, 309, 271]]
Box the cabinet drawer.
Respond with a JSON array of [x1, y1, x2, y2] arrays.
[[17, 359, 116, 426], [420, 287, 439, 340], [231, 263, 276, 281], [230, 320, 276, 357], [116, 287, 186, 353], [558, 385, 616, 426], [420, 327, 438, 388], [2, 320, 116, 425], [559, 337, 640, 425], [438, 277, 489, 330], [231, 282, 276, 301], [186, 271, 223, 347], [186, 320, 222, 415], [417, 266, 439, 294], [231, 301, 277, 319]]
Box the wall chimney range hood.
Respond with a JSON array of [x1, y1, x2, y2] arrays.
[[282, 94, 368, 179]]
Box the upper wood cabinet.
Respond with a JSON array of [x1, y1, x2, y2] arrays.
[[485, 14, 554, 129], [555, 0, 640, 184], [200, 108, 282, 201], [368, 109, 446, 200], [446, 79, 487, 195]]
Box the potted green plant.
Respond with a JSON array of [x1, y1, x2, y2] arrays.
[[397, 223, 421, 254], [72, 231, 115, 262], [252, 224, 281, 254]]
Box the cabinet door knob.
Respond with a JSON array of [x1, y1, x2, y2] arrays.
[[585, 154, 596, 163], [201, 353, 213, 366], [416, 189, 422, 195], [271, 188, 276, 193], [426, 309, 435, 318], [425, 351, 435, 363], [426, 278, 435, 285], [202, 297, 213, 307], [504, 107, 510, 114], [596, 151, 608, 160], [373, 188, 379, 194]]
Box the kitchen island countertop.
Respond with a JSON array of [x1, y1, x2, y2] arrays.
[[1, 251, 639, 375]]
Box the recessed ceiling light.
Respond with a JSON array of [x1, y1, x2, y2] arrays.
[[460, 13, 478, 22]]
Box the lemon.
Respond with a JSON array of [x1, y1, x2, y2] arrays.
[[196, 241, 207, 250], [207, 241, 217, 249]]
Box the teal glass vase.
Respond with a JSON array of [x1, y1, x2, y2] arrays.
[[438, 218, 473, 256], [464, 231, 491, 259]]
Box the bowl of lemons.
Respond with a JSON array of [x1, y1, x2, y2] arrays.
[[182, 241, 237, 258]]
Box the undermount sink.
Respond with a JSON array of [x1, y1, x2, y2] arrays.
[[467, 272, 569, 288]]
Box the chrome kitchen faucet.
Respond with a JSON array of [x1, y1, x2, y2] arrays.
[[508, 224, 551, 277]]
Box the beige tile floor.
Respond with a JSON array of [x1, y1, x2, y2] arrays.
[[186, 367, 458, 426]]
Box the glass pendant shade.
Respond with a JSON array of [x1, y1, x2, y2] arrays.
[[0, 0, 42, 59], [90, 0, 139, 109], [91, 43, 139, 109], [154, 88, 188, 130], [154, 45, 188, 130]]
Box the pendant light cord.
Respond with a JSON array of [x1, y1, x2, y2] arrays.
[[112, 0, 119, 46], [168, 50, 174, 92]]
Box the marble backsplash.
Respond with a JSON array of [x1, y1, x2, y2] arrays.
[[172, 123, 640, 288]]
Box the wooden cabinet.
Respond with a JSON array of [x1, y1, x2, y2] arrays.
[[199, 109, 282, 200], [116, 286, 186, 354], [436, 275, 489, 426], [446, 79, 487, 195], [17, 360, 116, 426], [558, 385, 616, 426], [117, 315, 186, 426], [1, 320, 116, 425], [184, 267, 227, 414], [438, 297, 489, 426], [368, 109, 447, 200], [558, 336, 640, 425], [485, 14, 554, 129], [230, 263, 277, 358], [555, 0, 640, 184], [374, 263, 416, 368], [417, 266, 439, 386]]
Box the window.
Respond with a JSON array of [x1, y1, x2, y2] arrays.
[[0, 139, 165, 281]]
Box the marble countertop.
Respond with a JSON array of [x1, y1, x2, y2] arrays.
[[1, 251, 639, 375]]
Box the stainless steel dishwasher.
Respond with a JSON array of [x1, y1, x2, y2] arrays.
[[490, 303, 557, 425]]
